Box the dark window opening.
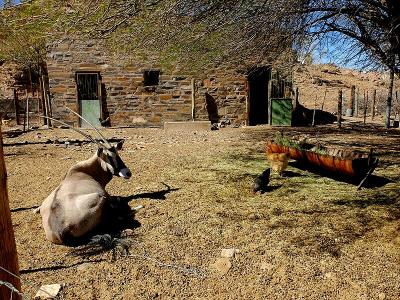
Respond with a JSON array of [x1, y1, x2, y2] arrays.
[[76, 73, 99, 100], [143, 70, 160, 86]]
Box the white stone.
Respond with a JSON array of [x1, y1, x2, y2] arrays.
[[221, 248, 239, 258], [34, 284, 63, 299]]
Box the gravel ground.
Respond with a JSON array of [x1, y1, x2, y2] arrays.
[[2, 123, 400, 299]]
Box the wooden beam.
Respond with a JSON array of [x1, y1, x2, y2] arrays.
[[0, 123, 22, 300]]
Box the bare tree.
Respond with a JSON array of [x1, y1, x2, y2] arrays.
[[292, 0, 400, 127]]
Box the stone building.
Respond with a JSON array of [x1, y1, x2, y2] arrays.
[[0, 38, 292, 127], [44, 38, 292, 128]]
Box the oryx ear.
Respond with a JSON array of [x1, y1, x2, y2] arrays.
[[97, 147, 103, 157], [116, 140, 124, 150]]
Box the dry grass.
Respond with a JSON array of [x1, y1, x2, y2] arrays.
[[3, 123, 400, 299]]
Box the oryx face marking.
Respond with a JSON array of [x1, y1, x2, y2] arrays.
[[97, 141, 131, 179]]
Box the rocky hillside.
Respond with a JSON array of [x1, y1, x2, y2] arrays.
[[293, 64, 400, 117]]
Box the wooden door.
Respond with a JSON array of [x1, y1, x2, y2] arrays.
[[76, 73, 101, 127]]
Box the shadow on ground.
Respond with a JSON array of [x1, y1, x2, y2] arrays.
[[289, 161, 392, 188]]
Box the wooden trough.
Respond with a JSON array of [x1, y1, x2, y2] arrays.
[[266, 141, 379, 188]]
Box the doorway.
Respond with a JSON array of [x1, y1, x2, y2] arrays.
[[76, 72, 101, 127], [247, 67, 270, 125]]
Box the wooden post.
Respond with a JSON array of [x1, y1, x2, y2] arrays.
[[355, 87, 359, 117], [294, 87, 299, 111], [312, 93, 317, 127], [363, 90, 368, 124], [349, 85, 355, 116], [26, 94, 29, 130], [39, 75, 47, 125], [338, 90, 342, 128], [0, 124, 22, 300], [385, 65, 395, 128], [321, 89, 327, 111], [267, 80, 273, 124], [371, 89, 376, 121], [13, 89, 20, 125], [191, 78, 196, 121]]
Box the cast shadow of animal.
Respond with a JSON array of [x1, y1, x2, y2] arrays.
[[289, 161, 392, 188], [70, 183, 179, 256]]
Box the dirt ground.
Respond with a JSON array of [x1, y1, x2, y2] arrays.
[[2, 122, 400, 299]]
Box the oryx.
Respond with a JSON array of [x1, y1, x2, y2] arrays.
[[37, 109, 132, 245]]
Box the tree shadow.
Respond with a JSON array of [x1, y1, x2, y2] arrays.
[[289, 161, 392, 188]]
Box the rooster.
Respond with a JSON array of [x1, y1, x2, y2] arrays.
[[253, 168, 271, 193], [266, 152, 289, 176]]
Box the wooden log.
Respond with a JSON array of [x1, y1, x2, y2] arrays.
[[0, 124, 22, 300], [338, 90, 343, 128]]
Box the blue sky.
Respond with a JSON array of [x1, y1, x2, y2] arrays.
[[0, 0, 21, 7]]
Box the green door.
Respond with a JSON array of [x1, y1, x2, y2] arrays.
[[271, 98, 292, 126], [77, 73, 101, 128]]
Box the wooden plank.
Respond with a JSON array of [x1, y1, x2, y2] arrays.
[[0, 123, 22, 299]]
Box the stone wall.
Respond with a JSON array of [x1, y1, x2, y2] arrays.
[[0, 63, 16, 100], [46, 39, 248, 127]]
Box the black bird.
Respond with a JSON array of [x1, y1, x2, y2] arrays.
[[253, 168, 271, 194]]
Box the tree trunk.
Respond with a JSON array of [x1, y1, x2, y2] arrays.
[[0, 125, 22, 300], [386, 67, 395, 128]]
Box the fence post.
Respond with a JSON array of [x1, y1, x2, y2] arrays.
[[371, 90, 376, 121], [355, 87, 359, 117], [348, 85, 355, 116], [0, 124, 22, 300], [338, 90, 342, 128], [13, 89, 20, 125], [363, 90, 368, 124]]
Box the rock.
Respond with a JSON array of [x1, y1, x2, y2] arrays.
[[34, 284, 63, 299], [211, 257, 231, 276], [378, 293, 386, 300], [221, 248, 239, 258], [121, 228, 135, 237], [260, 262, 274, 272]]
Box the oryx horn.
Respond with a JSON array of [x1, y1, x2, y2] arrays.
[[65, 107, 111, 148], [42, 116, 104, 147]]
